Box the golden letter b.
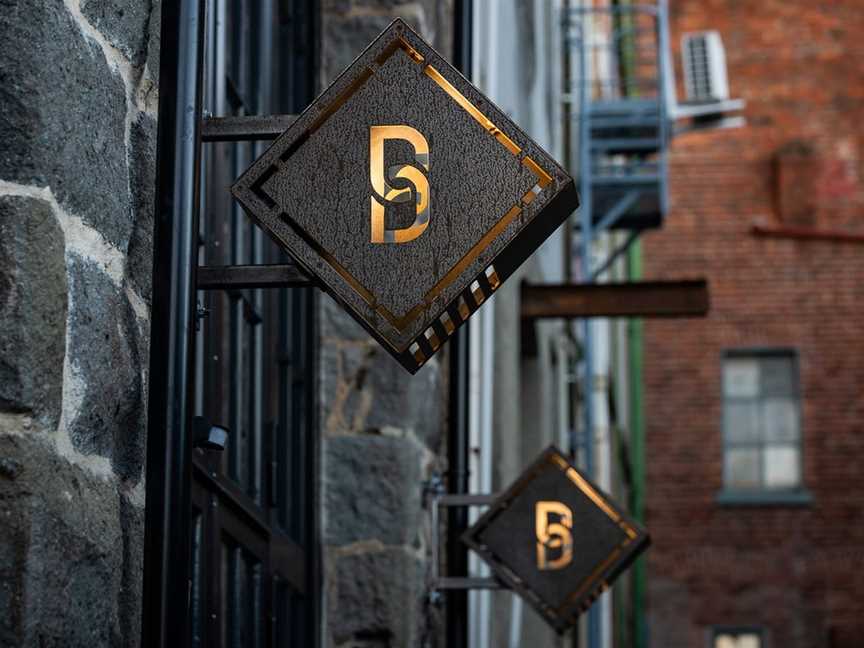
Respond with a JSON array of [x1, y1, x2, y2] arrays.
[[536, 501, 573, 571], [370, 125, 430, 243]]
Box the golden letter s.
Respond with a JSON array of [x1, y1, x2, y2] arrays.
[[370, 125, 430, 244]]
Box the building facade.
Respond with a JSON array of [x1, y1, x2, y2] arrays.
[[0, 1, 773, 647], [1, 1, 456, 646], [642, 1, 864, 647]]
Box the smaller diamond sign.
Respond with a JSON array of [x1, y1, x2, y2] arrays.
[[462, 446, 650, 633]]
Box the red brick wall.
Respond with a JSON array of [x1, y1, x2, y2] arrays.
[[642, 2, 864, 647]]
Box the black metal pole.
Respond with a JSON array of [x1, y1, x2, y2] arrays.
[[141, 0, 206, 646], [446, 3, 472, 647]]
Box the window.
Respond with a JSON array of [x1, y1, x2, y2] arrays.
[[190, 2, 319, 647], [712, 627, 764, 648], [722, 351, 802, 492]]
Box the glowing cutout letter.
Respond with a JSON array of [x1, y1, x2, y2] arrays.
[[370, 125, 430, 243], [536, 501, 574, 571]]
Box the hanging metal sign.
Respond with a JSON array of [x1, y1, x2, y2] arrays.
[[232, 19, 578, 373], [462, 446, 650, 633]]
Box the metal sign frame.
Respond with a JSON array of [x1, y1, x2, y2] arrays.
[[231, 18, 579, 373]]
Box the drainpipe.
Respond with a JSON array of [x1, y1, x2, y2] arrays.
[[141, 0, 206, 646], [576, 8, 600, 648], [628, 240, 647, 648]]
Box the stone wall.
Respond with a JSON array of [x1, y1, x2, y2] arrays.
[[0, 1, 159, 645], [318, 2, 453, 646]]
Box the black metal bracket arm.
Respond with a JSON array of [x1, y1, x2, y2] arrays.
[[201, 114, 297, 142], [429, 493, 504, 591], [198, 115, 316, 291], [197, 263, 313, 290]]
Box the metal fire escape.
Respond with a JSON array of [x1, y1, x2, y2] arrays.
[[571, 1, 670, 276], [567, 3, 671, 647], [566, 0, 671, 486]]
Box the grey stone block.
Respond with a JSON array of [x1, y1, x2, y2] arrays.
[[146, 1, 161, 73], [127, 112, 157, 304], [328, 546, 424, 647], [66, 256, 144, 482], [118, 492, 144, 647], [321, 14, 397, 84], [365, 351, 442, 450], [0, 0, 132, 249], [323, 435, 424, 546], [0, 434, 131, 647], [320, 338, 443, 448], [81, 0, 155, 67], [321, 294, 369, 341], [0, 196, 67, 426]]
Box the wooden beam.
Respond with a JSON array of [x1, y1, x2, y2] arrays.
[[521, 279, 710, 319]]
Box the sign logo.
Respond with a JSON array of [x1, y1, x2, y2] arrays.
[[536, 501, 573, 570], [370, 125, 430, 243]]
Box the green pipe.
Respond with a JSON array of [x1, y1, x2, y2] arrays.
[[628, 240, 647, 648]]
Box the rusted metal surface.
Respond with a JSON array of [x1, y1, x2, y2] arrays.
[[521, 279, 710, 319], [232, 19, 579, 373]]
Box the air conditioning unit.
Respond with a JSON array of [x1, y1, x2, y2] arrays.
[[681, 31, 730, 103]]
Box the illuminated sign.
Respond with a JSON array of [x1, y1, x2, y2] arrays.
[[462, 446, 650, 632], [232, 19, 578, 373]]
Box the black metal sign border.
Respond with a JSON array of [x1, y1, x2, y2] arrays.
[[232, 19, 578, 373], [461, 446, 650, 633]]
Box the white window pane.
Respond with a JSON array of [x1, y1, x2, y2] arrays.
[[724, 359, 759, 397], [764, 446, 800, 489], [715, 636, 736, 648], [715, 633, 762, 648], [726, 401, 761, 442], [763, 398, 799, 442], [738, 636, 762, 648], [761, 356, 796, 397], [726, 448, 760, 489]]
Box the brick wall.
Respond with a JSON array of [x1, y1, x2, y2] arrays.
[[642, 2, 864, 647]]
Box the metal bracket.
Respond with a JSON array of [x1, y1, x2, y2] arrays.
[[197, 113, 317, 292], [201, 114, 297, 142], [429, 492, 503, 591]]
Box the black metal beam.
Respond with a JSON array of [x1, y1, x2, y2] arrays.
[[521, 279, 710, 319], [142, 0, 206, 645], [201, 114, 297, 142], [196, 263, 312, 289]]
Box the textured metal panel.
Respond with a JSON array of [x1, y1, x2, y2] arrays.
[[233, 19, 578, 372], [462, 446, 650, 633]]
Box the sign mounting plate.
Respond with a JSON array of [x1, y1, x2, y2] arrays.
[[462, 446, 650, 632], [232, 19, 579, 373]]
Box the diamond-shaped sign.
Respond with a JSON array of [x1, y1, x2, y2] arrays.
[[462, 446, 650, 633], [232, 19, 578, 373]]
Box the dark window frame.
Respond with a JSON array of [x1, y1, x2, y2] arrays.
[[190, 1, 320, 646]]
